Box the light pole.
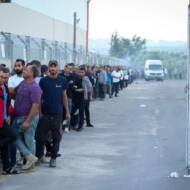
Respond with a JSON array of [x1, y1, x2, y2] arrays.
[[86, 0, 92, 63], [187, 0, 190, 175], [0, 0, 11, 2], [73, 12, 80, 64]]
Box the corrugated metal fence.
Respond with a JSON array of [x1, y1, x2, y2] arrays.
[[0, 32, 128, 69]]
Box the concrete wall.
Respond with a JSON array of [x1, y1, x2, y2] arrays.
[[0, 3, 86, 46], [0, 59, 12, 69], [12, 0, 87, 31]]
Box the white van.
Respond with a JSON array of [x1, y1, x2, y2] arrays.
[[144, 60, 164, 81]]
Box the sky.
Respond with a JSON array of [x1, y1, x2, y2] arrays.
[[12, 0, 87, 31], [89, 0, 188, 42], [13, 0, 188, 42]]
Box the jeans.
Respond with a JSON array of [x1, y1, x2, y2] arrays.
[[35, 114, 62, 159], [12, 115, 39, 157], [68, 98, 72, 113]]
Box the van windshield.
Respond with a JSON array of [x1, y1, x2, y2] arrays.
[[149, 64, 162, 70]]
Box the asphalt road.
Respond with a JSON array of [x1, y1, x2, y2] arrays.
[[1, 80, 190, 190]]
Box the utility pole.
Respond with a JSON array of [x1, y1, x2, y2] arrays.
[[73, 12, 77, 64], [73, 12, 80, 64], [86, 0, 92, 59], [0, 0, 11, 2], [187, 0, 190, 175]]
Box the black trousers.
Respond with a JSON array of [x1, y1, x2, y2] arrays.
[[112, 82, 119, 96], [120, 80, 124, 90], [35, 115, 62, 159], [0, 121, 17, 170], [9, 115, 17, 167], [70, 101, 84, 129], [98, 83, 106, 99], [124, 80, 128, 88], [93, 85, 98, 99], [84, 100, 91, 125]]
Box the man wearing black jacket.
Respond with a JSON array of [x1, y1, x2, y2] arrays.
[[70, 68, 86, 132], [59, 63, 76, 114]]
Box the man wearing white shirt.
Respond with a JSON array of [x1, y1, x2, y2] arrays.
[[8, 59, 25, 88], [124, 69, 129, 88], [111, 67, 121, 97], [7, 59, 25, 168]]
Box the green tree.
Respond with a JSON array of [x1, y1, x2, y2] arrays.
[[109, 32, 187, 79], [109, 32, 146, 66], [145, 51, 187, 79], [110, 32, 124, 57]]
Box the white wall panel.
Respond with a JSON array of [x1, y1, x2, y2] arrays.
[[0, 3, 86, 46], [13, 0, 87, 31]]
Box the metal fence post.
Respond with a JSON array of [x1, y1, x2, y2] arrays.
[[25, 36, 30, 62]]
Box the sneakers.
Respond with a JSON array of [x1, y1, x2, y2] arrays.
[[49, 158, 56, 168], [2, 167, 20, 175], [86, 124, 94, 127], [76, 127, 83, 132], [64, 127, 70, 133], [57, 153, 62, 157], [36, 156, 50, 166], [45, 152, 62, 158], [22, 154, 38, 170]]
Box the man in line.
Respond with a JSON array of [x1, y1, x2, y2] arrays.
[[59, 63, 75, 131], [30, 60, 42, 84], [36, 60, 70, 168], [0, 67, 18, 174], [83, 70, 94, 127], [119, 67, 124, 90], [111, 67, 121, 97], [11, 64, 41, 170], [97, 67, 107, 100], [70, 68, 86, 131], [8, 59, 25, 168], [8, 59, 25, 88], [106, 66, 113, 98]]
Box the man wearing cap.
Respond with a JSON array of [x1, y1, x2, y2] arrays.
[[36, 60, 70, 167]]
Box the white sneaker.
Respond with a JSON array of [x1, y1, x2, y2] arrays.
[[65, 127, 69, 133], [36, 156, 50, 165], [22, 154, 38, 170]]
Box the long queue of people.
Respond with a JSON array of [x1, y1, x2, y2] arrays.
[[0, 59, 133, 175]]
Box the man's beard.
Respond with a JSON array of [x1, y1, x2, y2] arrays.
[[50, 71, 57, 76], [15, 70, 23, 75]]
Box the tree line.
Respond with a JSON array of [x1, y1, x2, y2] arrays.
[[110, 32, 187, 79]]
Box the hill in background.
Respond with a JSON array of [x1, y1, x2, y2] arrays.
[[90, 39, 187, 55]]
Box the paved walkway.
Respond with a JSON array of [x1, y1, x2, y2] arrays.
[[1, 80, 190, 190]]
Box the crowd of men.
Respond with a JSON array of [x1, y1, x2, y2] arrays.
[[0, 59, 134, 175]]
